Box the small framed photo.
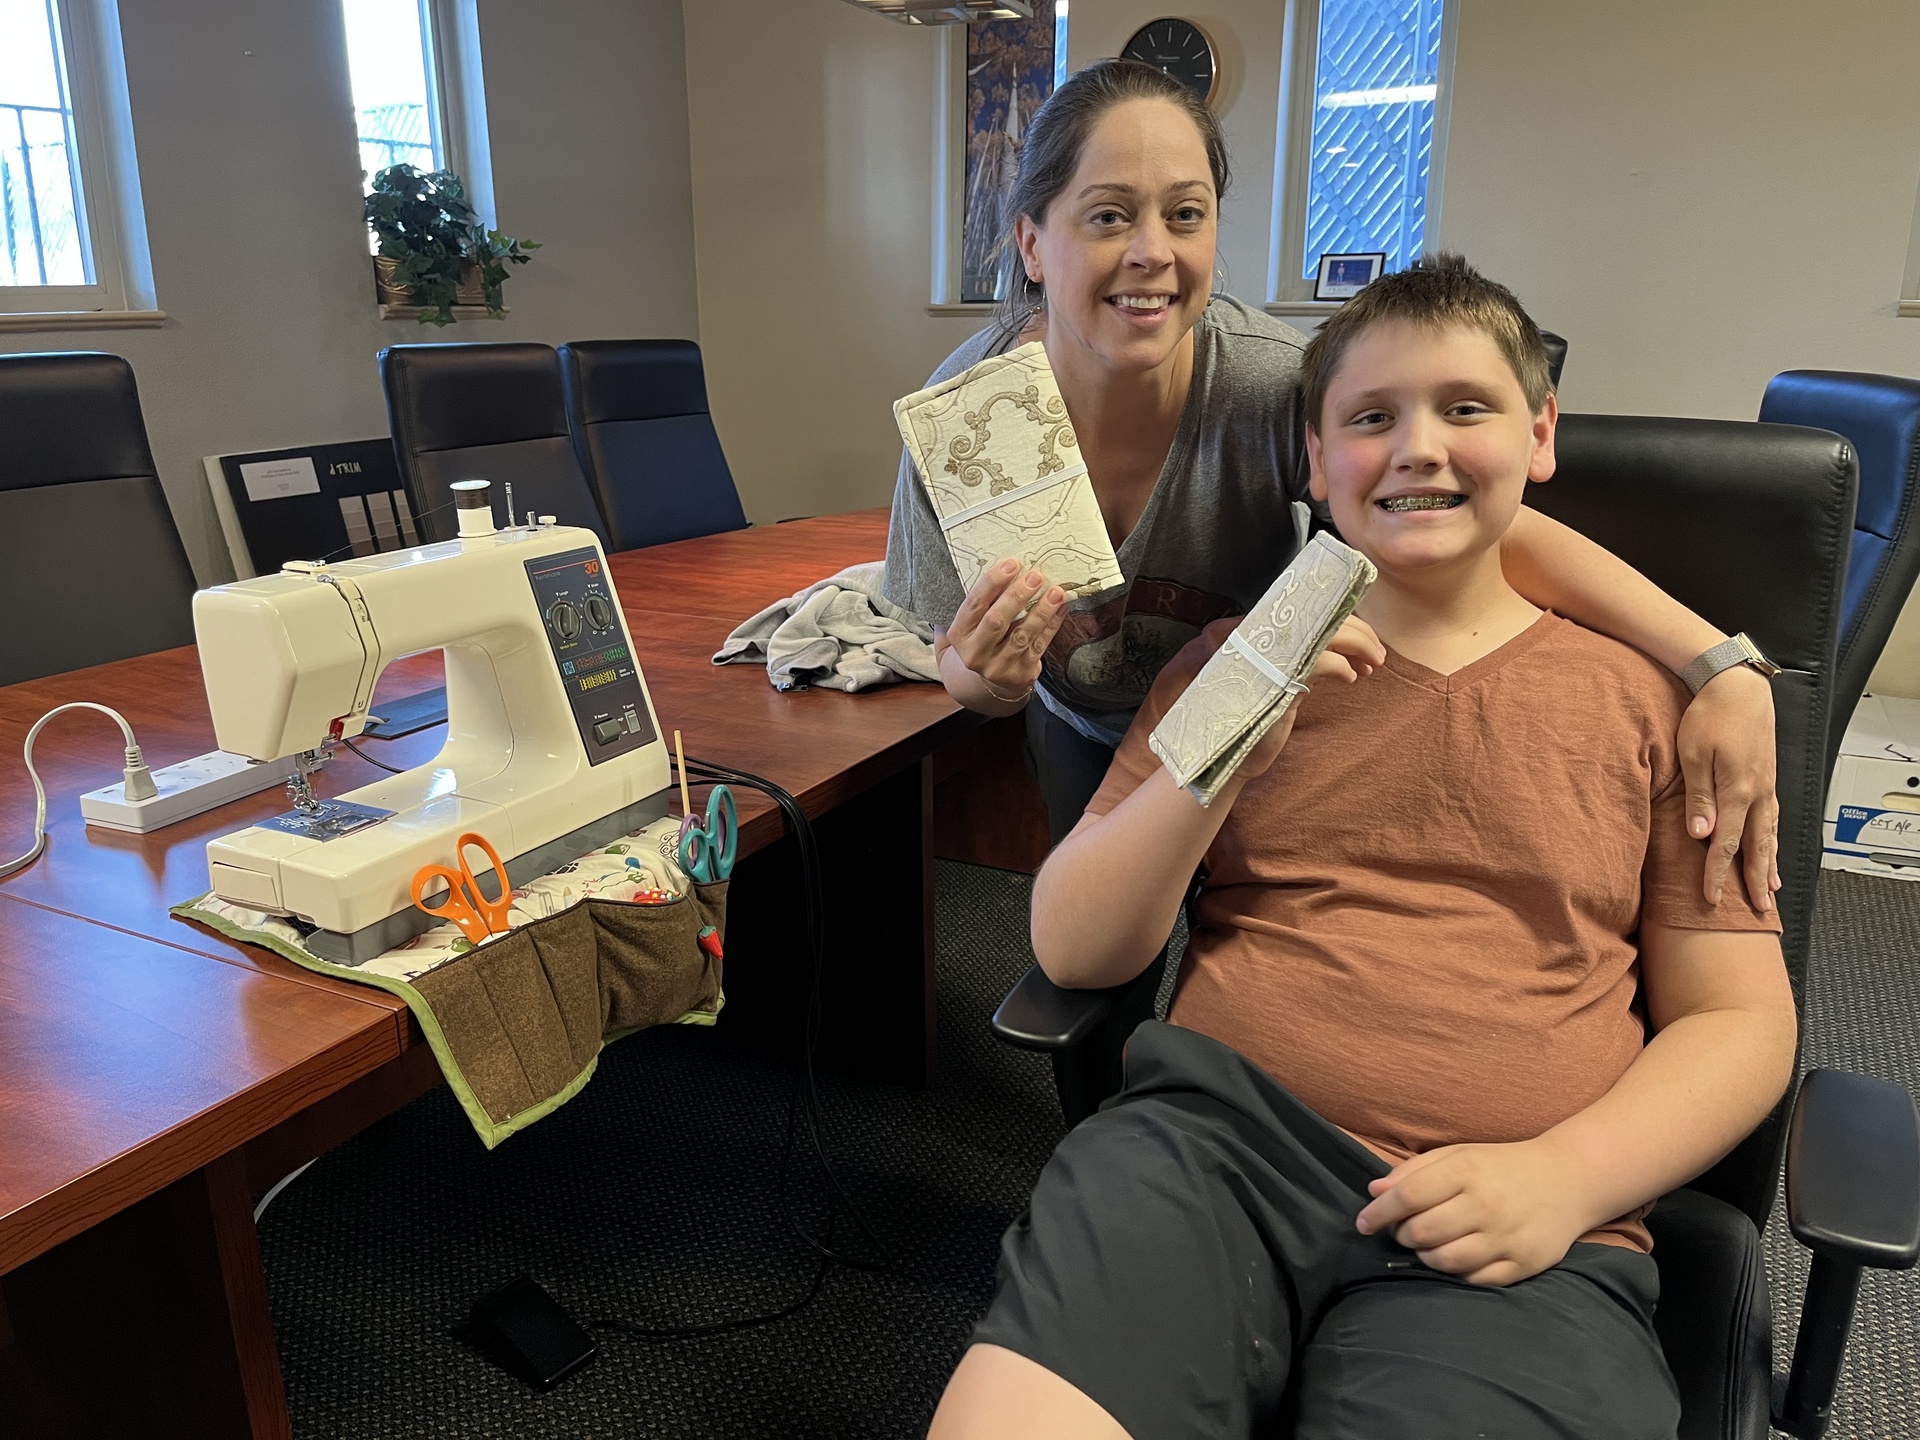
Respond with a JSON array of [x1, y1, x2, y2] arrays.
[[1313, 252, 1387, 301]]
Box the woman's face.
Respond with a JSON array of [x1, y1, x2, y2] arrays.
[[1016, 98, 1217, 378]]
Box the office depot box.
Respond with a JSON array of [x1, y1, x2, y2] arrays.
[[1823, 694, 1920, 880]]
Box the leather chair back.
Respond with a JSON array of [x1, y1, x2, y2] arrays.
[[557, 339, 748, 551], [0, 352, 197, 685], [1758, 370, 1920, 772], [1530, 413, 1857, 1226], [1540, 329, 1568, 389], [378, 343, 607, 544]]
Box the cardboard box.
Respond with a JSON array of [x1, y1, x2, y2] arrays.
[[1823, 694, 1920, 880]]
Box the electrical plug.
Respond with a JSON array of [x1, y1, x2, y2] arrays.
[[123, 746, 159, 802]]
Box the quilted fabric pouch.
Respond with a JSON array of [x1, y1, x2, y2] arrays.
[[893, 341, 1123, 600]]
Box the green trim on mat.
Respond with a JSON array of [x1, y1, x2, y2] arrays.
[[171, 895, 719, 1149]]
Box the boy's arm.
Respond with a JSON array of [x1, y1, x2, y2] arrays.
[[1502, 506, 1780, 910], [1032, 616, 1386, 990], [1356, 923, 1796, 1287]]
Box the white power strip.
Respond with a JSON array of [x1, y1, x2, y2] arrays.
[[80, 751, 297, 833]]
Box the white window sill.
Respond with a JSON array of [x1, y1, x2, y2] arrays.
[[0, 309, 166, 333], [379, 304, 506, 322], [927, 302, 995, 317], [1265, 300, 1344, 318], [1898, 299, 1920, 318]]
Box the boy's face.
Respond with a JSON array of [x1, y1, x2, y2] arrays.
[[1306, 319, 1556, 581]]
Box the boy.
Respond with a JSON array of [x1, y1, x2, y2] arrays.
[[930, 254, 1795, 1440]]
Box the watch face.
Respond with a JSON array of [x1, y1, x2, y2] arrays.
[[1120, 18, 1216, 104]]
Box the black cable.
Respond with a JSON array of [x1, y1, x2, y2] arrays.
[[339, 735, 405, 773], [582, 754, 892, 1344]]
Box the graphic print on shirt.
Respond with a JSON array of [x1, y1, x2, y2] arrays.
[[1045, 575, 1240, 714]]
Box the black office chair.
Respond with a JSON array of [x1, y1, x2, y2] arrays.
[[378, 342, 608, 543], [557, 339, 749, 551], [1540, 328, 1568, 388], [1759, 371, 1920, 781], [992, 413, 1920, 1439], [0, 352, 197, 685]]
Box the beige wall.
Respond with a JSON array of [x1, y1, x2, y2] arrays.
[[0, 0, 700, 585], [681, 1, 1291, 527], [681, 0, 971, 523], [1438, 0, 1920, 695]]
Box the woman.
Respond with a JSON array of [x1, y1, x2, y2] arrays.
[[882, 59, 1777, 908]]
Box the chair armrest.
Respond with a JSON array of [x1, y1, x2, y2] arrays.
[[1787, 1068, 1920, 1269], [1772, 1069, 1920, 1438], [991, 961, 1157, 1052]]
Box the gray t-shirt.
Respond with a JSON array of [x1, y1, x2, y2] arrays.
[[882, 295, 1313, 747]]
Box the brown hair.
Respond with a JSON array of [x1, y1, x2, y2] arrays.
[[1299, 252, 1552, 427], [992, 59, 1231, 335]]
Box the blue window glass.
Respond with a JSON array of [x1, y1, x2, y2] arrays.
[[1302, 0, 1444, 279], [0, 0, 90, 287], [341, 0, 440, 188]]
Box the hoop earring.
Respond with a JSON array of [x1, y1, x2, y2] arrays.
[[1212, 256, 1230, 298]]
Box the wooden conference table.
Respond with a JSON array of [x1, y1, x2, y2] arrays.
[[0, 509, 1046, 1438]]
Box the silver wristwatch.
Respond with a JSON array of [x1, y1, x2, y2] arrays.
[[1681, 633, 1781, 696]]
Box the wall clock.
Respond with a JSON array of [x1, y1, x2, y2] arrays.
[[1120, 18, 1219, 106]]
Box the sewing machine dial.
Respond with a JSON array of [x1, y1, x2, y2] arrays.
[[548, 601, 582, 642], [526, 547, 656, 764]]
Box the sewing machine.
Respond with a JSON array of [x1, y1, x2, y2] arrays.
[[194, 489, 670, 961]]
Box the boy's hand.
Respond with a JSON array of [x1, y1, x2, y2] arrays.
[[1232, 616, 1387, 782], [1354, 1139, 1594, 1288]]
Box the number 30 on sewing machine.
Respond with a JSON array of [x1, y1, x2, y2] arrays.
[[192, 496, 671, 965]]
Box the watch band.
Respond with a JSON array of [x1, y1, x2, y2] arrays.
[[1681, 633, 1781, 696]]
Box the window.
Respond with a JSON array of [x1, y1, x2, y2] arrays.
[[341, 0, 443, 183], [1270, 0, 1456, 306], [0, 0, 150, 318], [932, 2, 1067, 308], [339, 0, 493, 216], [0, 0, 88, 289]]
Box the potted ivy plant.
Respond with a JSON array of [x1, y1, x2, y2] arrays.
[[364, 164, 539, 326]]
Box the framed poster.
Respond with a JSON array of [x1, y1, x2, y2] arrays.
[[1313, 252, 1387, 301], [956, 1, 1062, 304]]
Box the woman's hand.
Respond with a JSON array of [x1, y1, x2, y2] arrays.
[[1230, 616, 1386, 784], [1678, 666, 1780, 911], [940, 559, 1069, 704]]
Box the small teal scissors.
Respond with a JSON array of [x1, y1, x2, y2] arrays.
[[677, 783, 737, 883]]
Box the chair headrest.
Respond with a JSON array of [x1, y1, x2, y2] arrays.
[[0, 352, 157, 492], [1759, 370, 1920, 543], [559, 340, 712, 426], [1531, 414, 1856, 675], [379, 343, 568, 453]]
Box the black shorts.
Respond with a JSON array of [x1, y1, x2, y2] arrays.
[[973, 1022, 1681, 1439]]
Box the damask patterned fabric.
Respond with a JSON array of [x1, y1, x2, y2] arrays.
[[893, 342, 1123, 600], [1151, 533, 1375, 804]]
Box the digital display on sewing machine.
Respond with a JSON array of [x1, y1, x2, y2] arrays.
[[525, 547, 657, 765]]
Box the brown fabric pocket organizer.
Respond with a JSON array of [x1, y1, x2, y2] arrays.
[[174, 880, 727, 1148]]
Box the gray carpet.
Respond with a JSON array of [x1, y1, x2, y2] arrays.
[[258, 863, 1920, 1438], [1764, 870, 1920, 1440]]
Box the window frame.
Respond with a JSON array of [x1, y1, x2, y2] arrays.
[[0, 0, 154, 321], [1265, 0, 1459, 312]]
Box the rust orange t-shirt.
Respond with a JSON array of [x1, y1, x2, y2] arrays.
[[1085, 612, 1782, 1252]]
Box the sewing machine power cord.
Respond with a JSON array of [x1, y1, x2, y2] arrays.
[[581, 753, 897, 1344]]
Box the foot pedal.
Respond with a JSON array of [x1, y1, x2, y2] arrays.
[[469, 1274, 597, 1392]]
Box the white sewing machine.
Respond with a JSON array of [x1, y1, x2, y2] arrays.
[[194, 489, 670, 961]]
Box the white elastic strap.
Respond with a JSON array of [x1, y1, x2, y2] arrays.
[[937, 460, 1090, 532], [1225, 631, 1310, 696], [0, 702, 143, 880]]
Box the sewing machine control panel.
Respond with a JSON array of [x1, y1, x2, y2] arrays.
[[525, 546, 656, 764]]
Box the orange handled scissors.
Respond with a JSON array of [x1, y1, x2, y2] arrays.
[[410, 832, 514, 945]]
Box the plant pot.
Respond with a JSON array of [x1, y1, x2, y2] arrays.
[[373, 254, 489, 309]]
